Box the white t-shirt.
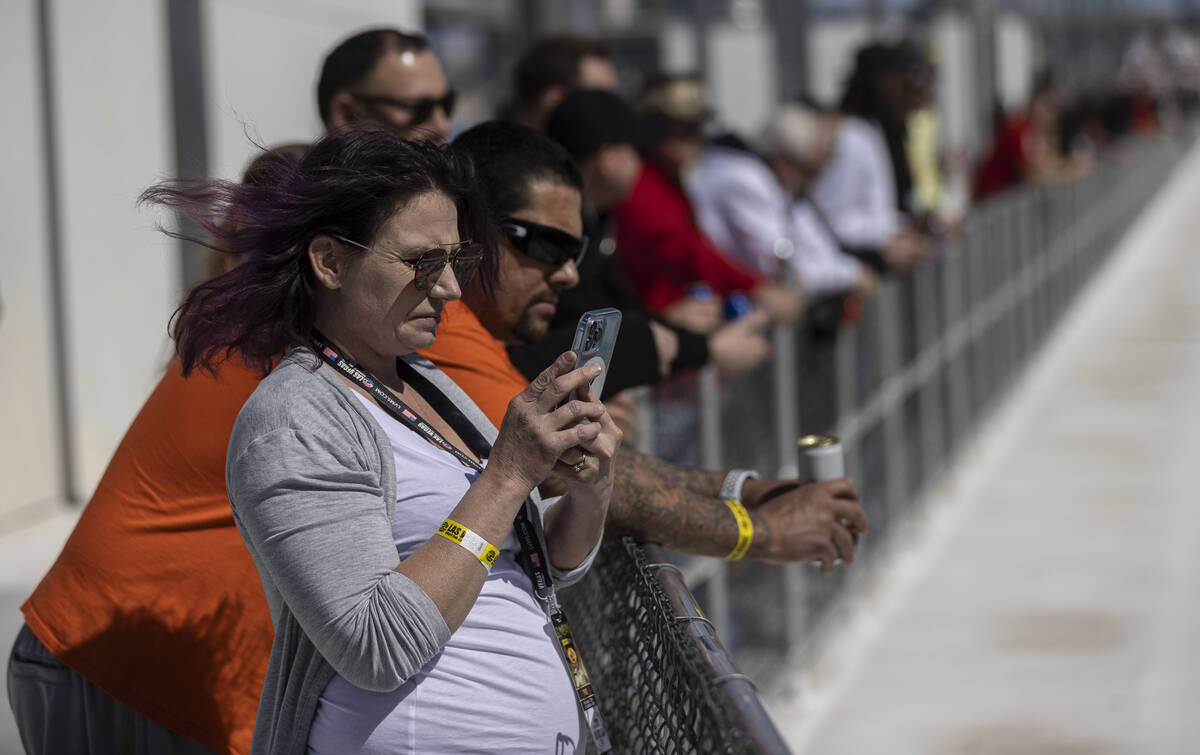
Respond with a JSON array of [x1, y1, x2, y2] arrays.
[[811, 116, 902, 249], [690, 145, 863, 293], [307, 394, 582, 755]]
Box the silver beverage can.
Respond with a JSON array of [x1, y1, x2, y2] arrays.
[[800, 435, 850, 568], [798, 434, 844, 483]]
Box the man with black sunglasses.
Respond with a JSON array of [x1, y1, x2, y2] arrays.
[[318, 28, 456, 143]]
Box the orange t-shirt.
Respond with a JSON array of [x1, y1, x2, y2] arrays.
[[22, 357, 269, 755], [419, 300, 529, 428]]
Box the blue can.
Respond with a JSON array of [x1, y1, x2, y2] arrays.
[[724, 291, 753, 320]]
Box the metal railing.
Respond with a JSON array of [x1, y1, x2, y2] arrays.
[[560, 130, 1194, 753], [561, 538, 791, 754]]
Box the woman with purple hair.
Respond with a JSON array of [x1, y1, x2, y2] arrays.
[[146, 127, 619, 754]]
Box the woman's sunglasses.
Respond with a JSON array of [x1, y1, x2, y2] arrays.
[[331, 234, 483, 291], [499, 217, 589, 269], [351, 90, 457, 128]]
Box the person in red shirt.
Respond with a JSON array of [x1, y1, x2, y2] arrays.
[[545, 88, 801, 335], [974, 72, 1063, 201]]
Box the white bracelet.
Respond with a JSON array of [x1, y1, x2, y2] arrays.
[[719, 469, 760, 503]]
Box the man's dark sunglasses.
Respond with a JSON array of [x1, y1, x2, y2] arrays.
[[499, 217, 589, 269], [351, 90, 457, 128]]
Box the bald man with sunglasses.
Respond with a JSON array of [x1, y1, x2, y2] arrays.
[[318, 28, 456, 143]]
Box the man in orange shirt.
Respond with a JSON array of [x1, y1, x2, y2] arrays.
[[426, 120, 868, 562]]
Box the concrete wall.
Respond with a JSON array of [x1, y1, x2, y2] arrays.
[[707, 23, 777, 137], [806, 18, 874, 109], [0, 0, 64, 518], [995, 11, 1040, 113], [204, 0, 421, 181], [0, 0, 422, 514], [934, 10, 980, 157], [50, 0, 179, 501]]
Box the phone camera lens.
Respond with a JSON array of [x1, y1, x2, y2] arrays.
[[583, 322, 604, 351]]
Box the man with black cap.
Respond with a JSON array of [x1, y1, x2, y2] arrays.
[[547, 87, 799, 336]]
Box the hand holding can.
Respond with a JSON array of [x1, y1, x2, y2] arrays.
[[798, 435, 858, 568]]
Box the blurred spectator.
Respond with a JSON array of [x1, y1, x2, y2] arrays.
[[690, 104, 877, 299], [1162, 26, 1200, 115], [812, 43, 930, 273], [546, 89, 777, 351], [506, 61, 772, 386], [973, 70, 1064, 200], [511, 34, 617, 130], [899, 41, 945, 221], [635, 74, 802, 327], [318, 28, 454, 143]]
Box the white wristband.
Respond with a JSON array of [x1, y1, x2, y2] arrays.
[[719, 469, 760, 503]]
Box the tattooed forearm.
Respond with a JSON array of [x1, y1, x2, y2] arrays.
[[604, 448, 740, 557]]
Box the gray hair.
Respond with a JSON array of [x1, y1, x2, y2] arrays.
[[760, 104, 824, 163]]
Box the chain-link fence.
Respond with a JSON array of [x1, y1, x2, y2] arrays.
[[560, 130, 1194, 752], [561, 539, 789, 754]]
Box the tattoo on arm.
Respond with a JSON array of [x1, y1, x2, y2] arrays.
[[620, 448, 724, 498], [604, 448, 739, 557]]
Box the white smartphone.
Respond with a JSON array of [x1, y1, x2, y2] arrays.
[[567, 307, 622, 405]]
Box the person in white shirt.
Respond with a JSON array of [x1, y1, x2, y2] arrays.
[[810, 43, 931, 272], [690, 104, 877, 298]]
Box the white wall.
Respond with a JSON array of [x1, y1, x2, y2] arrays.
[[204, 0, 422, 181], [995, 11, 1039, 112], [0, 0, 64, 516], [806, 18, 874, 109], [0, 0, 428, 510], [707, 23, 776, 137], [659, 15, 698, 73], [50, 0, 179, 500], [934, 11, 978, 157]]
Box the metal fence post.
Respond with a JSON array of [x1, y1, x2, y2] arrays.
[[631, 386, 655, 457], [876, 280, 908, 521], [772, 323, 800, 479], [770, 322, 808, 651], [912, 262, 944, 488], [697, 364, 730, 639]]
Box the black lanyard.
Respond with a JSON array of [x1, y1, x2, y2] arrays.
[[308, 331, 611, 752]]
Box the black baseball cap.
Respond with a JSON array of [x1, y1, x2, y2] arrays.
[[545, 89, 638, 162]]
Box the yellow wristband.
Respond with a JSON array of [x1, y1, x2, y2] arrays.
[[436, 518, 500, 572], [723, 499, 753, 560]]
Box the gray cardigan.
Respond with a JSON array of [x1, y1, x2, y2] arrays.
[[226, 349, 597, 755]]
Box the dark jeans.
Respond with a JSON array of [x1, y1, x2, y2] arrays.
[[7, 623, 217, 755]]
